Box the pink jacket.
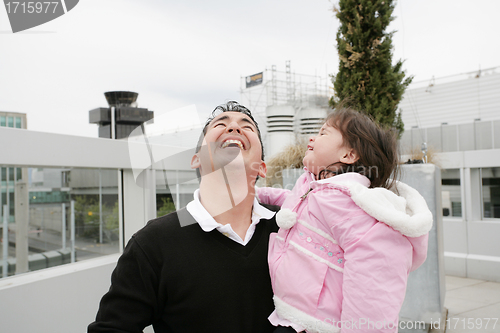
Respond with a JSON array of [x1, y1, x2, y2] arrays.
[[258, 170, 432, 333]]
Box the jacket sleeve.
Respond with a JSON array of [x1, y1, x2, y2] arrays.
[[256, 186, 291, 207], [88, 237, 159, 333], [309, 192, 413, 333]]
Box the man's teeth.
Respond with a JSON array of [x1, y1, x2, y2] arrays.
[[221, 140, 244, 149]]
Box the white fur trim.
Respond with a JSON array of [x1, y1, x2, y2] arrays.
[[274, 296, 340, 333], [345, 181, 433, 238], [289, 240, 344, 273], [276, 208, 297, 230], [297, 219, 338, 244]]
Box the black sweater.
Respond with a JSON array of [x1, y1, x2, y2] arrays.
[[88, 206, 279, 333]]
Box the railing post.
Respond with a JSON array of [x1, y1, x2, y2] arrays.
[[70, 200, 75, 263], [62, 203, 66, 250], [2, 204, 8, 278], [15, 175, 29, 274]]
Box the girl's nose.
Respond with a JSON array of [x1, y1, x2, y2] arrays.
[[309, 136, 315, 142]]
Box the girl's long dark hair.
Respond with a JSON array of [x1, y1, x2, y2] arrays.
[[318, 107, 400, 189]]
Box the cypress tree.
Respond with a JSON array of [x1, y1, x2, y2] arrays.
[[330, 0, 412, 135]]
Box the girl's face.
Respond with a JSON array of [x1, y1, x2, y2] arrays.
[[302, 122, 357, 178]]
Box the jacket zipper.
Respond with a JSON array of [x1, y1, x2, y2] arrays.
[[284, 188, 313, 243], [301, 188, 312, 201]]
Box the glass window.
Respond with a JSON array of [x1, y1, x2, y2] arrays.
[[3, 167, 121, 277], [442, 169, 462, 217], [9, 191, 15, 218], [0, 116, 5, 127], [1, 167, 6, 182], [15, 117, 22, 129], [482, 167, 500, 219], [16, 168, 22, 181], [1, 190, 6, 211], [156, 169, 198, 217], [8, 167, 14, 181], [7, 117, 13, 128]]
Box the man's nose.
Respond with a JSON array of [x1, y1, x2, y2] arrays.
[[227, 122, 242, 134]]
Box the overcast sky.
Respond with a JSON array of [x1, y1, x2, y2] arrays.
[[1, 0, 499, 137]]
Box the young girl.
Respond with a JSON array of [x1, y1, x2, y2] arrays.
[[258, 108, 433, 333]]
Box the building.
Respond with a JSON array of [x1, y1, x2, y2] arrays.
[[240, 62, 330, 159], [398, 67, 500, 282], [0, 112, 27, 223]]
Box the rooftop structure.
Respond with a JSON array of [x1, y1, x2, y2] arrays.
[[89, 91, 154, 140]]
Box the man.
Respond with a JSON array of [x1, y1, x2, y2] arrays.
[[88, 101, 279, 333]]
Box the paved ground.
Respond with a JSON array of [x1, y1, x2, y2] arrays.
[[444, 276, 500, 333]]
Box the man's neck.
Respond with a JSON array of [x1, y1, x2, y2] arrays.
[[198, 169, 256, 239]]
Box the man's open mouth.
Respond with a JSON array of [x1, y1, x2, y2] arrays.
[[221, 139, 245, 150]]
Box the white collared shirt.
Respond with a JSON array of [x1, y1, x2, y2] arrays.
[[186, 189, 276, 245]]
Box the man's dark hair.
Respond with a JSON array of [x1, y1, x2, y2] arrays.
[[195, 101, 264, 181]]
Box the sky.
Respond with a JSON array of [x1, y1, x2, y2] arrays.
[[1, 0, 499, 138]]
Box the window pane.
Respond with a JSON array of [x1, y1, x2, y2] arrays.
[[0, 116, 5, 127], [1, 190, 6, 208], [15, 117, 22, 129], [9, 191, 14, 218], [442, 169, 462, 217], [156, 169, 197, 217], [4, 166, 121, 277], [7, 117, 13, 128], [1, 167, 6, 182], [482, 167, 500, 218], [8, 167, 14, 181]]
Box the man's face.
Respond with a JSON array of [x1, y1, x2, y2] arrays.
[[191, 111, 266, 180]]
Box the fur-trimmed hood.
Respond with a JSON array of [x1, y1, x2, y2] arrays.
[[313, 172, 433, 271], [316, 173, 433, 239]]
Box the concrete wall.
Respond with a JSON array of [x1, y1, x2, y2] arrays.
[[0, 254, 123, 333]]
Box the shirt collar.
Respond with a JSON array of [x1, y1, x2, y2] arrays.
[[186, 189, 275, 232]]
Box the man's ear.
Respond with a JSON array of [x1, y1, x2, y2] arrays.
[[258, 161, 267, 178], [340, 149, 359, 165], [191, 154, 201, 169]]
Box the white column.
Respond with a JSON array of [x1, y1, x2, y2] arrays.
[[15, 176, 29, 274], [122, 169, 156, 244], [70, 200, 75, 263], [111, 106, 116, 140], [118, 170, 124, 251], [99, 169, 103, 244], [62, 203, 66, 249], [2, 204, 8, 278]]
